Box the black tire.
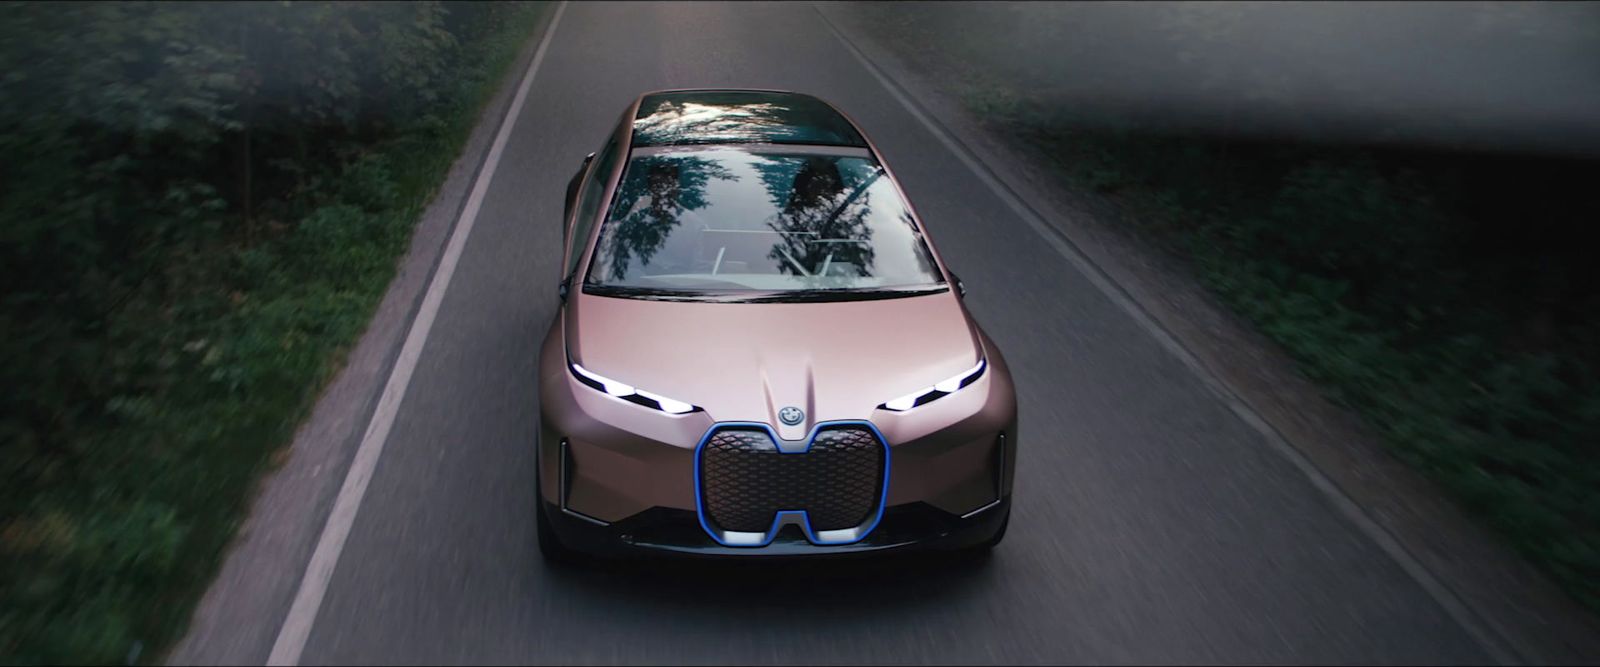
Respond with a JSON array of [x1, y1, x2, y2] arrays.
[[976, 511, 1009, 551], [534, 442, 575, 564], [537, 502, 574, 564]]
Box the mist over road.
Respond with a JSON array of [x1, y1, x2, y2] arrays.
[[856, 1, 1600, 157]]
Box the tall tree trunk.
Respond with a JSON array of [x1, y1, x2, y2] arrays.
[[241, 125, 253, 244], [239, 19, 255, 244]]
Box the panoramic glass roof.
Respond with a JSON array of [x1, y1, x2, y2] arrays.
[[631, 91, 868, 148]]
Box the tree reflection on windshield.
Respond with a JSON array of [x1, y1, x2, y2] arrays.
[[586, 148, 943, 295], [596, 155, 736, 281], [759, 156, 877, 280]]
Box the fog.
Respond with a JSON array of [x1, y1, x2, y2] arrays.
[[876, 1, 1600, 156]]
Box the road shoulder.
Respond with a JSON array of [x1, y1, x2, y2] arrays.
[[164, 11, 557, 665], [819, 6, 1600, 665]]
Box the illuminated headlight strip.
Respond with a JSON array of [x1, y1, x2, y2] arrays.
[[570, 363, 698, 414], [880, 358, 987, 412]]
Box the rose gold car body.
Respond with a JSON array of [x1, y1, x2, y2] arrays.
[[537, 89, 1017, 557]]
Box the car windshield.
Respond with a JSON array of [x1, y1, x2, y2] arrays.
[[583, 147, 945, 300]]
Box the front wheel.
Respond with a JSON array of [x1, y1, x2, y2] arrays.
[[976, 511, 1009, 551], [534, 434, 574, 564], [536, 498, 575, 564]]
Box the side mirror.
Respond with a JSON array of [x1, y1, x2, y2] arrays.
[[952, 272, 967, 298], [558, 277, 570, 302]]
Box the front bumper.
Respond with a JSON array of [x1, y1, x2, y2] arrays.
[[541, 496, 1010, 559], [536, 318, 1018, 556]]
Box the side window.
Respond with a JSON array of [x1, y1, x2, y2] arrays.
[[565, 138, 621, 278]]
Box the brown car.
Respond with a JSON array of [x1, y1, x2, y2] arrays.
[[537, 89, 1017, 559]]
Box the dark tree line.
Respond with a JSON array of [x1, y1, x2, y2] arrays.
[[0, 3, 537, 661], [0, 1, 520, 473]]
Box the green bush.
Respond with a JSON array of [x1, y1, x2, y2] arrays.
[[1007, 107, 1600, 610], [859, 0, 1600, 616], [0, 2, 547, 663]]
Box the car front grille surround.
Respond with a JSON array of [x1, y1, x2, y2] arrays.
[[695, 422, 888, 546]]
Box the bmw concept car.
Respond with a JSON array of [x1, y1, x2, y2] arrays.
[[537, 89, 1017, 559]]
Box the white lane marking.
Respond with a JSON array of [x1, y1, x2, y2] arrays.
[[265, 4, 567, 665], [813, 6, 1522, 666]]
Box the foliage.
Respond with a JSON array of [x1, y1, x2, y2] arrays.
[[852, 0, 1600, 614], [1006, 103, 1600, 611], [0, 2, 549, 663]]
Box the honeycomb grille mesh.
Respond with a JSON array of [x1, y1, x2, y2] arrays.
[[700, 426, 885, 532]]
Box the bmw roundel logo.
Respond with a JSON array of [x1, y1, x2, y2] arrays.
[[778, 406, 805, 426]]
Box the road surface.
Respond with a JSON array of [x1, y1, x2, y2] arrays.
[[196, 2, 1502, 664]]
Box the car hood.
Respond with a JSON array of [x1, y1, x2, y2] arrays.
[[566, 290, 981, 440]]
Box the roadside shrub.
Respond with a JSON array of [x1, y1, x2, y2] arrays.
[[0, 2, 547, 662]]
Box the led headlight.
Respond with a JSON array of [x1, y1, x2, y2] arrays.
[[570, 363, 698, 414], [880, 358, 987, 412]]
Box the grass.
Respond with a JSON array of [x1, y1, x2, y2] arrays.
[[0, 5, 550, 664], [853, 6, 1600, 613]]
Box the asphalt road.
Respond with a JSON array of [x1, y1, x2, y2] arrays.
[[279, 2, 1493, 663]]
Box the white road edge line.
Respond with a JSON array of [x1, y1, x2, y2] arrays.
[[264, 4, 567, 665], [812, 6, 1523, 666]]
